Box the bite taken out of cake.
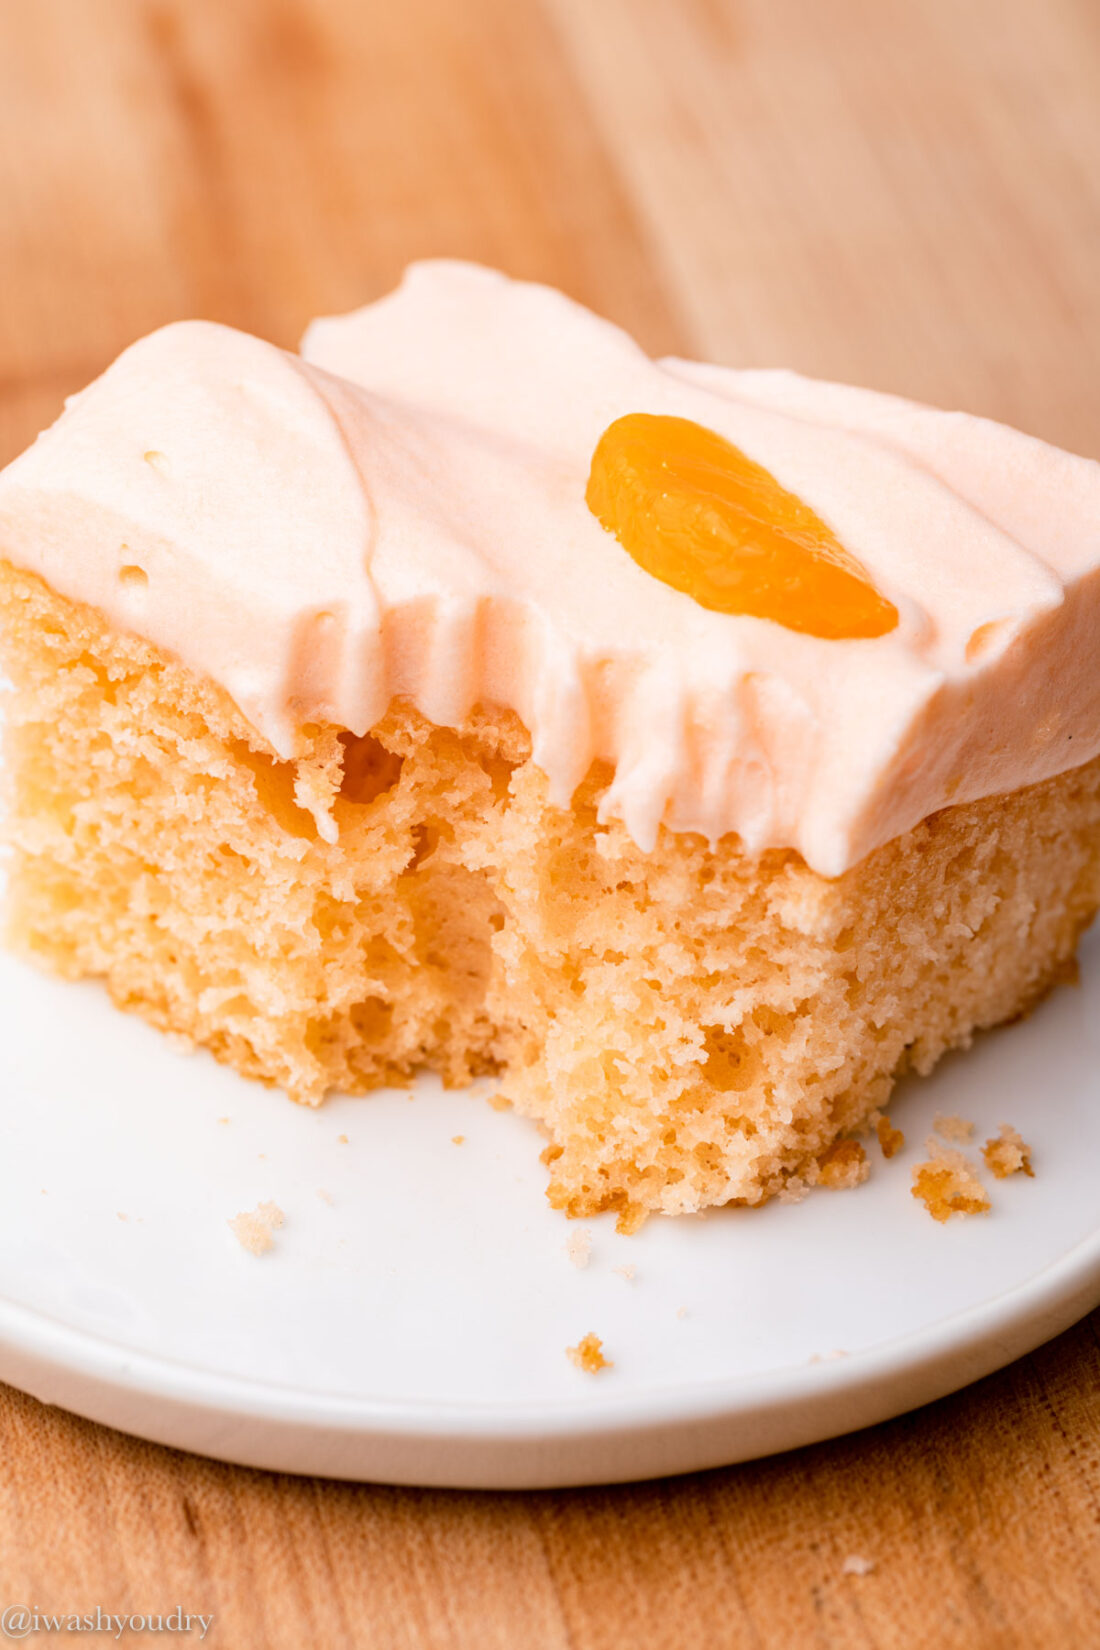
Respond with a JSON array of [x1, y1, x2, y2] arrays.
[[1, 261, 1099, 1228]]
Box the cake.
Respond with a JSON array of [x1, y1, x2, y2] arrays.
[[2, 261, 1099, 1227]]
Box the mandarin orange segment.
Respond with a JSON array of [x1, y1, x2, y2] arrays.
[[585, 413, 898, 640]]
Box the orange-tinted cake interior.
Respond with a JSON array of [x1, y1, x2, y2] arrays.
[[3, 560, 1098, 1224]]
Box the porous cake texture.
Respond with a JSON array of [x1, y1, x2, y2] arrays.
[[4, 561, 1098, 1223]]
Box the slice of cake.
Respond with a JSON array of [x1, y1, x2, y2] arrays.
[[2, 261, 1099, 1226]]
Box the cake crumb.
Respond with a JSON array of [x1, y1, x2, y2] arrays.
[[875, 1115, 905, 1159], [615, 1202, 648, 1235], [116, 1211, 128, 1222], [818, 1139, 870, 1190], [777, 1176, 810, 1204], [911, 1150, 990, 1222], [933, 1112, 974, 1144], [337, 1133, 349, 1145], [229, 1200, 285, 1255], [676, 1306, 689, 1320], [982, 1124, 1034, 1179], [809, 1349, 848, 1364], [451, 1134, 466, 1145], [842, 1555, 876, 1577], [565, 1228, 592, 1269], [567, 1333, 612, 1373], [316, 1188, 334, 1206], [217, 1116, 230, 1126], [613, 1264, 636, 1282]]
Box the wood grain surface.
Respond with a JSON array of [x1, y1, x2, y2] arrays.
[[1, 0, 1099, 1644]]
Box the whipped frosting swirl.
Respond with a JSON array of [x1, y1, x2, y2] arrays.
[[1, 260, 1098, 874]]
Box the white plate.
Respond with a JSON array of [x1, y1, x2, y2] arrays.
[[1, 924, 1098, 1490]]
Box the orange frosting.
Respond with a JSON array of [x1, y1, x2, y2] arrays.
[[586, 413, 898, 640], [4, 262, 1100, 877]]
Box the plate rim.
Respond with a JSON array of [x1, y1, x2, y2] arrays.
[[2, 1218, 1097, 1485]]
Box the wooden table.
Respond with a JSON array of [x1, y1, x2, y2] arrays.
[[1, 1, 1098, 1643]]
